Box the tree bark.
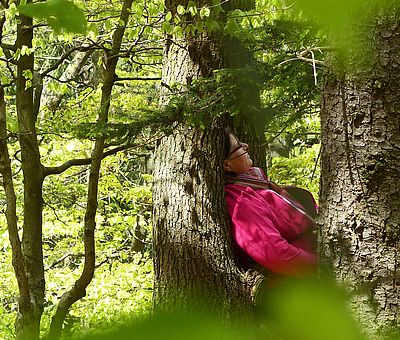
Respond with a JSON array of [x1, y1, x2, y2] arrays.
[[153, 125, 256, 317], [153, 0, 264, 321], [319, 16, 400, 337], [0, 13, 35, 340], [0, 84, 36, 340], [15, 7, 45, 339]]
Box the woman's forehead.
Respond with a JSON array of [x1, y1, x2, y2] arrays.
[[229, 134, 240, 145]]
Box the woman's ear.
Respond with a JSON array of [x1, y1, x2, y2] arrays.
[[223, 160, 231, 172]]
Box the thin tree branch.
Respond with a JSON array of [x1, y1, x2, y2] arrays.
[[43, 144, 138, 177], [41, 45, 96, 77], [278, 47, 330, 67], [47, 253, 73, 270], [115, 76, 161, 82], [87, 14, 121, 23], [42, 74, 93, 88]]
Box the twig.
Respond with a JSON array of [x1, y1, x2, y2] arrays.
[[278, 47, 328, 67], [115, 76, 161, 82], [310, 144, 321, 182]]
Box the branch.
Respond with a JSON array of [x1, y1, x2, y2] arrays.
[[117, 46, 163, 58], [0, 56, 17, 65], [42, 50, 94, 111], [115, 76, 161, 82], [46, 253, 84, 270], [130, 59, 162, 66], [120, 17, 163, 60], [43, 74, 92, 87], [41, 45, 96, 77], [1, 42, 17, 52], [87, 14, 120, 23], [43, 144, 138, 177], [278, 47, 330, 67]]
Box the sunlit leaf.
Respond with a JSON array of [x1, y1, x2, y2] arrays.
[[177, 4, 185, 15], [200, 6, 210, 19]]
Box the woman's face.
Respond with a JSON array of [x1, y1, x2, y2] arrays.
[[224, 134, 253, 174]]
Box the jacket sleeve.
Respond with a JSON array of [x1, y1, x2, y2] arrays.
[[229, 187, 317, 277]]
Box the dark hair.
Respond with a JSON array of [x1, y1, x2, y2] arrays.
[[224, 127, 232, 159]]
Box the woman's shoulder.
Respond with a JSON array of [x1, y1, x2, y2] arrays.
[[224, 182, 264, 201]]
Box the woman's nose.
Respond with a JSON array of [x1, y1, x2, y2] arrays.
[[242, 143, 249, 150]]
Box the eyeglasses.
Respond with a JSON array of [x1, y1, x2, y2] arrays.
[[227, 143, 248, 160]]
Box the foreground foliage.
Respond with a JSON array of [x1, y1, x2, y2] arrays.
[[75, 278, 365, 340]]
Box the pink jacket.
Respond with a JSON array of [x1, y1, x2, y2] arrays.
[[225, 180, 317, 278]]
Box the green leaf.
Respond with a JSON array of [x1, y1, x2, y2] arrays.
[[165, 11, 172, 22], [162, 21, 173, 34], [187, 1, 198, 16], [18, 0, 87, 34], [177, 5, 185, 15], [22, 69, 33, 80], [196, 21, 204, 33], [20, 45, 33, 56], [174, 15, 181, 24], [205, 19, 220, 32], [225, 18, 240, 36], [5, 3, 18, 20], [172, 25, 183, 37], [200, 6, 210, 18], [25, 79, 32, 90]]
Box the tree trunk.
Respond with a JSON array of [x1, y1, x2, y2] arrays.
[[1, 84, 37, 340], [319, 16, 400, 337], [153, 125, 256, 317], [153, 0, 264, 320], [15, 9, 45, 340]]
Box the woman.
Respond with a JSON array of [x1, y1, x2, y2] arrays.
[[224, 130, 317, 286]]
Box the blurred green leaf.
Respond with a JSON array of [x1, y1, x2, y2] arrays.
[[294, 0, 397, 66], [18, 0, 87, 34], [77, 311, 252, 340], [258, 278, 365, 340]]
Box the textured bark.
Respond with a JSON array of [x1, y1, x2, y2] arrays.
[[153, 0, 263, 321], [47, 0, 134, 338], [163, 2, 265, 167], [153, 125, 255, 317], [15, 8, 45, 340], [319, 17, 400, 337], [0, 85, 36, 339], [0, 14, 34, 338]]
